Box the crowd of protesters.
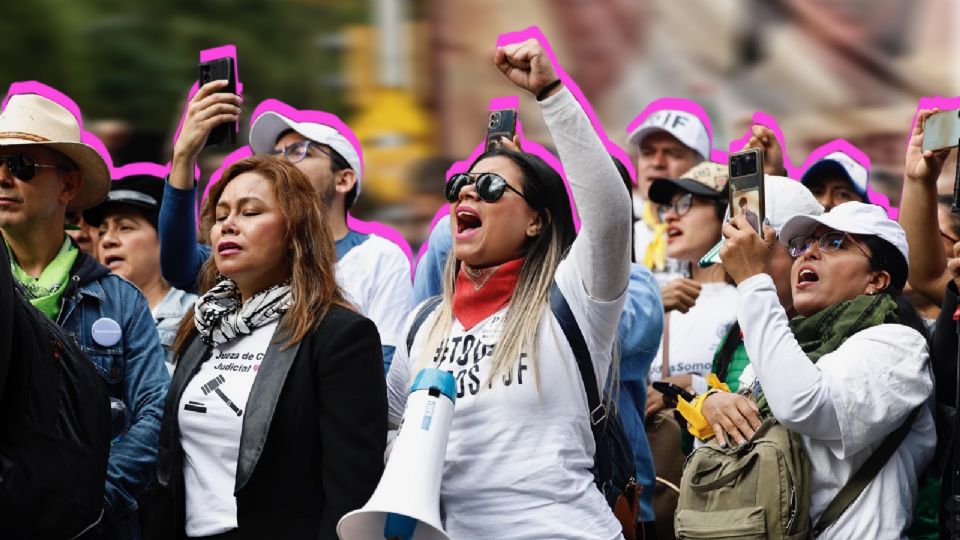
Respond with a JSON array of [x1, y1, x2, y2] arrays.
[[0, 28, 957, 540]]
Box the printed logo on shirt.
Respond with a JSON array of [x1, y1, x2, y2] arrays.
[[199, 374, 244, 416], [184, 401, 207, 413], [431, 331, 529, 398]]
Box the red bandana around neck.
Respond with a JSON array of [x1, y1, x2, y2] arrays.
[[452, 257, 525, 330]]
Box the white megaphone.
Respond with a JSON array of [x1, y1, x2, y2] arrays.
[[338, 368, 456, 540]]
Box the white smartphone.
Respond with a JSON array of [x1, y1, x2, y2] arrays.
[[922, 109, 960, 152]]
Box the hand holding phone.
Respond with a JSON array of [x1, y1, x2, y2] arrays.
[[199, 57, 239, 147], [728, 149, 765, 235], [921, 109, 960, 153]]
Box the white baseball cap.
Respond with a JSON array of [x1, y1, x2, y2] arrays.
[[700, 176, 823, 267], [626, 109, 711, 160], [778, 201, 908, 287], [249, 111, 363, 199], [800, 151, 868, 198]]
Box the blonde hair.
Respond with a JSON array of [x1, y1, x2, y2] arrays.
[[414, 149, 577, 388]]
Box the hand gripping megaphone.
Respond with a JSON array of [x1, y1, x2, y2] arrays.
[[338, 368, 456, 540]]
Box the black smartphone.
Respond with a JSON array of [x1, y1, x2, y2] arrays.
[[729, 148, 765, 234], [485, 109, 517, 152], [199, 57, 238, 147]]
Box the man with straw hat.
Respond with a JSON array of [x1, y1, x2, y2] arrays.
[[0, 89, 169, 539]]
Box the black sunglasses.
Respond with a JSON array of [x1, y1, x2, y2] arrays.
[[0, 154, 66, 181], [445, 172, 531, 205]]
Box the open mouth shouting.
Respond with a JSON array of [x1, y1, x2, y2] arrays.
[[796, 266, 820, 289], [455, 205, 483, 241]]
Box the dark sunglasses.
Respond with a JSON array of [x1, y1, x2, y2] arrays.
[[445, 172, 530, 204], [0, 153, 67, 181]]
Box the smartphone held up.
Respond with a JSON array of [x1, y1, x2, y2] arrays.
[[199, 56, 239, 147], [728, 148, 765, 235], [485, 109, 517, 152], [922, 109, 960, 153]]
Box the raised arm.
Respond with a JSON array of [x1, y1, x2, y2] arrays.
[[160, 81, 240, 292], [494, 39, 631, 301], [899, 108, 953, 305]]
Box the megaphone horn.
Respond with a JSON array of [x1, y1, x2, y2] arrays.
[[338, 368, 456, 540]]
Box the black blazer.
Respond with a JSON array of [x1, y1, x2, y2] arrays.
[[156, 305, 387, 540]]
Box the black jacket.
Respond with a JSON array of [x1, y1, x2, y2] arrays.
[[156, 305, 387, 540], [931, 282, 960, 536]]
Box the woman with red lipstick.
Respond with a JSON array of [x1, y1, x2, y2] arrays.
[[385, 38, 632, 539], [709, 201, 934, 537], [155, 156, 386, 540]]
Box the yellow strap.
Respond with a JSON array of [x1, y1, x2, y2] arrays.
[[677, 388, 728, 440], [641, 201, 667, 272], [706, 373, 731, 393]]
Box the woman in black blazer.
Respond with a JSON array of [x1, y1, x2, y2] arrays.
[[156, 156, 386, 540]]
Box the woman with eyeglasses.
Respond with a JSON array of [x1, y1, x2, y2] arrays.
[[643, 163, 738, 417], [155, 156, 386, 540], [707, 201, 934, 537], [385, 38, 631, 539]]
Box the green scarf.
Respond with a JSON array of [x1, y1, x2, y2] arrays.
[[6, 236, 79, 320], [755, 294, 901, 415]]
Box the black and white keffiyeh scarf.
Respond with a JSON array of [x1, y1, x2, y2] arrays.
[[194, 279, 293, 346]]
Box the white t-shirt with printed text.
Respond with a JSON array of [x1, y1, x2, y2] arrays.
[[386, 258, 625, 540], [178, 321, 278, 537], [648, 282, 737, 390]]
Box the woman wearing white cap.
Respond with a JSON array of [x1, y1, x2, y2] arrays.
[[710, 201, 934, 537]]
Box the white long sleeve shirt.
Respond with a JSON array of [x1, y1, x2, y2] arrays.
[[736, 274, 935, 539], [386, 87, 630, 540]]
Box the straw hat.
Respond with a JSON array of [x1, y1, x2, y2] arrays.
[[0, 94, 110, 210]]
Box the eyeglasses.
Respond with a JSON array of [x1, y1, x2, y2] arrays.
[[786, 230, 871, 259], [940, 229, 960, 245], [0, 154, 67, 181], [268, 140, 335, 164], [657, 193, 693, 220], [445, 172, 531, 205]]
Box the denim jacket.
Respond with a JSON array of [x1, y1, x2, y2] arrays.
[[153, 287, 197, 372], [57, 251, 170, 520]]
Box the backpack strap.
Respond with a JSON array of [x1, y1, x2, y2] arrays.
[[812, 405, 922, 536], [712, 322, 742, 384], [549, 283, 606, 431], [406, 296, 443, 355]]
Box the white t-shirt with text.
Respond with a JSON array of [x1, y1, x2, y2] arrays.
[[386, 258, 625, 540], [648, 282, 737, 390], [178, 321, 278, 537]]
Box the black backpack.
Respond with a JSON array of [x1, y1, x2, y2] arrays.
[[0, 245, 111, 539], [406, 284, 641, 538]]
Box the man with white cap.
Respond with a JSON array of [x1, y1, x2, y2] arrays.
[[0, 91, 169, 538], [800, 150, 870, 212], [163, 81, 413, 373], [625, 106, 710, 283]]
